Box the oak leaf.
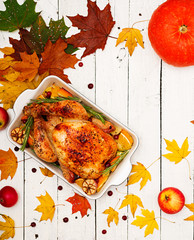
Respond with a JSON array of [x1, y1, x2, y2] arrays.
[[67, 0, 115, 58], [0, 0, 39, 32], [66, 193, 91, 218], [39, 38, 79, 83], [127, 162, 151, 190], [0, 214, 15, 240], [163, 138, 191, 164], [13, 52, 40, 82], [0, 148, 18, 180], [116, 28, 144, 56], [119, 194, 144, 217], [0, 76, 42, 109], [35, 191, 56, 222], [131, 209, 159, 237], [184, 203, 194, 221], [103, 207, 119, 227]]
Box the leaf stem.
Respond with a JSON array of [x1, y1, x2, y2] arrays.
[[155, 217, 175, 224], [185, 158, 191, 180], [146, 157, 160, 170], [17, 157, 31, 163], [54, 204, 65, 207], [131, 20, 150, 28], [40, 176, 47, 184], [108, 35, 118, 40]]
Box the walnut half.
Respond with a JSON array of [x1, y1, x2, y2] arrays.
[[11, 127, 25, 144], [82, 179, 97, 195]]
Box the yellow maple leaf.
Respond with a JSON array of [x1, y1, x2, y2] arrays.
[[0, 47, 15, 55], [2, 67, 20, 82], [163, 138, 191, 164], [131, 209, 159, 237], [119, 194, 144, 217], [0, 56, 17, 71], [13, 52, 40, 82], [116, 28, 144, 56], [40, 167, 54, 177], [127, 162, 151, 190], [34, 191, 56, 222], [103, 207, 119, 227], [184, 203, 194, 221], [0, 148, 18, 180], [0, 214, 15, 240]]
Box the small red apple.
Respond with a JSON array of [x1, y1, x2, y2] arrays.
[[158, 187, 185, 214], [0, 107, 9, 130], [0, 186, 18, 208]]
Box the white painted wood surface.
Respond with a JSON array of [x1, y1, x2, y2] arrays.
[[0, 0, 194, 240]]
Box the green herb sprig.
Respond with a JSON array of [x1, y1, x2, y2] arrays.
[[20, 116, 34, 151], [102, 150, 129, 175], [82, 104, 106, 124]]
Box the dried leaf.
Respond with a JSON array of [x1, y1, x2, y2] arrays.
[[0, 148, 18, 180], [131, 209, 159, 237], [119, 194, 144, 217], [127, 162, 151, 190], [1, 67, 20, 82], [0, 0, 39, 32], [184, 203, 194, 221], [163, 138, 191, 164], [0, 214, 15, 240], [0, 56, 16, 70], [39, 167, 54, 177], [67, 0, 115, 58], [116, 28, 144, 56], [66, 193, 91, 218], [103, 207, 119, 227], [0, 77, 42, 109], [39, 38, 79, 83], [13, 52, 40, 82], [35, 191, 55, 222], [0, 47, 15, 55], [191, 120, 194, 124]]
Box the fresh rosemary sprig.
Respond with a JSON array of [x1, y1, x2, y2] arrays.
[[101, 150, 130, 175], [82, 104, 106, 124], [20, 116, 34, 151], [28, 96, 81, 105]]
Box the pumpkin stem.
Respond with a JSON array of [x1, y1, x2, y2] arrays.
[[179, 25, 188, 34]]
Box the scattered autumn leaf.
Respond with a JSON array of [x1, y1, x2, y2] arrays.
[[35, 191, 56, 222], [66, 193, 91, 218], [191, 120, 194, 124], [116, 28, 144, 56], [163, 138, 191, 164], [13, 52, 40, 82], [0, 56, 16, 71], [67, 0, 115, 58], [119, 194, 144, 217], [0, 47, 15, 55], [131, 209, 159, 237], [0, 76, 42, 109], [0, 0, 39, 32], [103, 207, 119, 227], [39, 38, 79, 83], [127, 162, 151, 190], [0, 214, 15, 240], [39, 167, 54, 184], [0, 148, 18, 180], [184, 203, 194, 221]]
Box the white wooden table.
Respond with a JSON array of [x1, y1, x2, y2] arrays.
[[0, 0, 194, 239]]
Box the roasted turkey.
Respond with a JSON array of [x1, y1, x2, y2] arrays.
[[23, 100, 117, 182]]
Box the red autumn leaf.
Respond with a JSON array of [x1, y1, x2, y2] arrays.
[[9, 30, 32, 61], [66, 193, 91, 217], [67, 0, 115, 58], [38, 38, 79, 83]]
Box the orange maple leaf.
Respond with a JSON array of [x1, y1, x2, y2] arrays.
[[13, 52, 40, 82], [0, 148, 18, 180], [66, 193, 91, 217], [39, 38, 79, 83]]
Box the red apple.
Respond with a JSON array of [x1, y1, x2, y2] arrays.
[[0, 186, 18, 208], [158, 187, 185, 214], [0, 107, 9, 130]]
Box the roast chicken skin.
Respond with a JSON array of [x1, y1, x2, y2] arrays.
[[52, 121, 117, 179], [24, 99, 117, 181]]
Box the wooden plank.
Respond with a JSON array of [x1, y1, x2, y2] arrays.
[[95, 0, 129, 239], [161, 63, 194, 240], [127, 0, 163, 239]]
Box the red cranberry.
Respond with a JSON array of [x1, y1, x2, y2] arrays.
[[22, 119, 27, 124], [105, 162, 111, 168], [63, 217, 69, 223], [14, 146, 19, 151], [102, 229, 107, 234], [45, 91, 52, 98], [31, 222, 36, 227], [122, 215, 127, 221], [32, 168, 37, 173], [58, 186, 63, 191], [107, 190, 113, 196], [78, 62, 83, 67], [113, 134, 119, 140], [88, 83, 94, 89]]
